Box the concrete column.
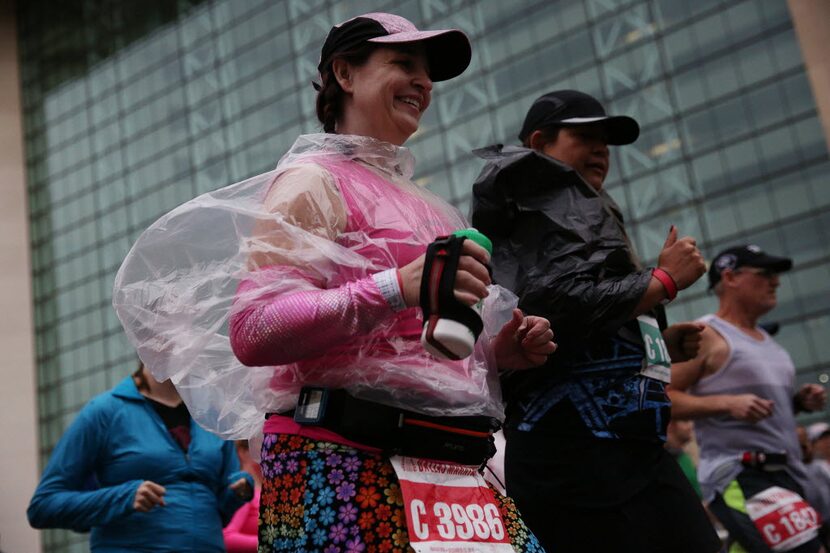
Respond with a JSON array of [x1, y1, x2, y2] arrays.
[[789, 0, 830, 152], [0, 0, 42, 551]]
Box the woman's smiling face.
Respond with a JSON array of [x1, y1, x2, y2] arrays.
[[335, 45, 433, 145]]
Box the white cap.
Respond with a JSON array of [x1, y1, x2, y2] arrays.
[[807, 422, 830, 442]]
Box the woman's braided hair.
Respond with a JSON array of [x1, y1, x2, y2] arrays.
[[315, 45, 375, 133]]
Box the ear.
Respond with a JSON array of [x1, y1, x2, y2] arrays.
[[331, 58, 354, 93], [720, 269, 738, 288], [528, 129, 552, 152]]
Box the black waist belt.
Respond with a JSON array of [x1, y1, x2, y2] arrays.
[[269, 387, 500, 466], [741, 451, 788, 471]]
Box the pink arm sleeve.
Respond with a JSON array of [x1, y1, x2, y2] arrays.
[[229, 271, 394, 367]]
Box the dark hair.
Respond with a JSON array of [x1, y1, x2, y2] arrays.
[[522, 126, 561, 149], [132, 359, 150, 392], [315, 45, 375, 133]]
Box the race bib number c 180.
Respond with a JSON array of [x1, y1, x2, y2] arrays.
[[390, 456, 515, 553], [745, 486, 820, 551]]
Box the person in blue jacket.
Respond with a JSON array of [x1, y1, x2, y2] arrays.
[[28, 361, 253, 552]]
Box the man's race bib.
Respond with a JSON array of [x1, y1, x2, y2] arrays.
[[390, 456, 514, 552], [637, 315, 671, 383], [745, 486, 820, 551]]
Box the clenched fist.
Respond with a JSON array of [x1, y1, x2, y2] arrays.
[[657, 226, 706, 291], [727, 394, 774, 423], [133, 480, 166, 512]]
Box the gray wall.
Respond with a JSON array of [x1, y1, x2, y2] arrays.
[[0, 0, 41, 550]]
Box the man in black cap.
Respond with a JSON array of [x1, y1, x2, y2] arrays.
[[670, 245, 826, 552], [471, 90, 719, 552]]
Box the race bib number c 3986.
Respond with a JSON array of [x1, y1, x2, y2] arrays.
[[390, 456, 515, 553], [745, 486, 820, 551]]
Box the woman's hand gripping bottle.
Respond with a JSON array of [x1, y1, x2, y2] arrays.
[[420, 229, 493, 360]]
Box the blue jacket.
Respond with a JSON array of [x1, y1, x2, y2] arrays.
[[28, 376, 251, 552]]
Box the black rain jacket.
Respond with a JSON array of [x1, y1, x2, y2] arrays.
[[470, 145, 663, 404]]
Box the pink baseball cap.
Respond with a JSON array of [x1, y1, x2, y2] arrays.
[[318, 12, 472, 82]]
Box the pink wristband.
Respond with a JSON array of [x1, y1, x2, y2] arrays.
[[652, 268, 678, 302]]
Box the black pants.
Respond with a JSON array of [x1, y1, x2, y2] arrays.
[[709, 467, 821, 553], [505, 401, 720, 553], [521, 451, 720, 553]]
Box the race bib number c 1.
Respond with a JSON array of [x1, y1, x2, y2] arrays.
[[637, 315, 671, 383], [390, 456, 515, 553], [745, 486, 820, 551]]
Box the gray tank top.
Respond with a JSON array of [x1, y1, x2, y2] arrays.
[[690, 314, 805, 501]]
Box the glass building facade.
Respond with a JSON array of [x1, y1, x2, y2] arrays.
[[15, 0, 830, 550]]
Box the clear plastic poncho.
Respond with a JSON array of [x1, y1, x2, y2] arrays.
[[113, 134, 516, 440]]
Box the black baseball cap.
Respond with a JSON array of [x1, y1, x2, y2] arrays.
[[318, 12, 471, 82], [708, 244, 793, 288], [518, 90, 640, 145]]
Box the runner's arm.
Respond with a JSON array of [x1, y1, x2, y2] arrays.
[[668, 327, 774, 422], [230, 165, 398, 367], [666, 348, 722, 419]]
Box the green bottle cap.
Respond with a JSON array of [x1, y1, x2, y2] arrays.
[[453, 228, 493, 254]]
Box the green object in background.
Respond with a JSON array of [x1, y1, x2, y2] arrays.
[[722, 478, 748, 514], [675, 451, 703, 499]]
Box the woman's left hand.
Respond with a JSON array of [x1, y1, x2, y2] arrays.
[[229, 477, 254, 501], [492, 309, 557, 370]]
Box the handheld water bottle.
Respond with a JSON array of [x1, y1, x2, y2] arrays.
[[420, 228, 493, 360]]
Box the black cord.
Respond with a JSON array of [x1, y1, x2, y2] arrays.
[[483, 463, 506, 492]]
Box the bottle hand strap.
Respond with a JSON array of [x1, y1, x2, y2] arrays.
[[419, 235, 485, 359]]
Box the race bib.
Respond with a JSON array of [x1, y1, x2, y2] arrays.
[[637, 315, 671, 383], [390, 456, 514, 553], [745, 486, 820, 551]]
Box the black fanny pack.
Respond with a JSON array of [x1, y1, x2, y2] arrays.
[[276, 387, 499, 466]]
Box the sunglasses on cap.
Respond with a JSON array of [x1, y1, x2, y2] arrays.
[[733, 267, 780, 279]]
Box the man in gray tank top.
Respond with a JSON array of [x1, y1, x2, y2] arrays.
[[670, 245, 826, 553]]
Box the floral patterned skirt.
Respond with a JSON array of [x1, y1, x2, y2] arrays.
[[258, 432, 546, 553]]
